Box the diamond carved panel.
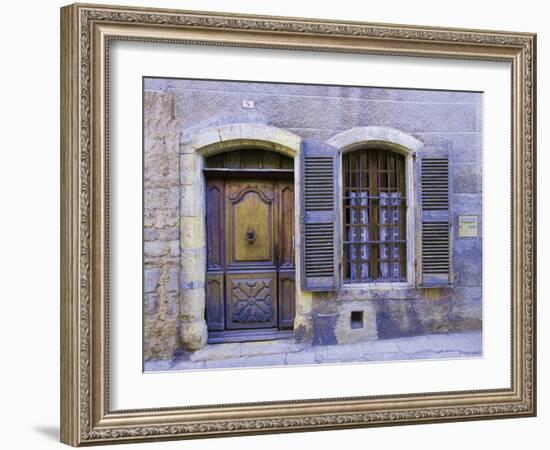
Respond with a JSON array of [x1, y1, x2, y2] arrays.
[[226, 273, 277, 329]]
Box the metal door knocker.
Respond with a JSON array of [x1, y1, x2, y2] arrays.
[[246, 227, 257, 244]]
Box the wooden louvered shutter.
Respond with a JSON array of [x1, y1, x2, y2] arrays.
[[419, 150, 452, 287], [300, 140, 340, 291]]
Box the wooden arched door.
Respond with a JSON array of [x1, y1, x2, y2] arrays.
[[204, 150, 295, 343]]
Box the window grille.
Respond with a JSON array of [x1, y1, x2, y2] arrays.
[[342, 148, 407, 283]]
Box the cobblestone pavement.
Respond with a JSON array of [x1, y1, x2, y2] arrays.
[[145, 330, 482, 372]]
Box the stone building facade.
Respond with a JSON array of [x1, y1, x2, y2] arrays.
[[143, 77, 482, 365]]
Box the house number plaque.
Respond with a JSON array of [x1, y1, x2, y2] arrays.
[[458, 215, 478, 238]]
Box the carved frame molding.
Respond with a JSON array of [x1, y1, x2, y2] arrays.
[[60, 3, 536, 446]]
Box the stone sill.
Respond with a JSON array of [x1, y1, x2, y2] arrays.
[[335, 284, 454, 301]]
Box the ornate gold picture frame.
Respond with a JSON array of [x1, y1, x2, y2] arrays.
[[60, 2, 536, 446]]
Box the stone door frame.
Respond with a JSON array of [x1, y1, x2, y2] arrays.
[[178, 123, 312, 350]]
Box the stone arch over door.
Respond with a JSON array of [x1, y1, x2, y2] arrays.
[[327, 126, 423, 154], [178, 123, 311, 350]]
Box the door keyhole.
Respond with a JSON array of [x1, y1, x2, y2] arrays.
[[246, 227, 257, 244]]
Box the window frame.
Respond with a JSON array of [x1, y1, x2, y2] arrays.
[[339, 141, 416, 288]]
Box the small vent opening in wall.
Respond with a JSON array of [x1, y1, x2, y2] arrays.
[[351, 311, 364, 329]]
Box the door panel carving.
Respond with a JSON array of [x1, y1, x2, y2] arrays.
[[226, 273, 277, 329]]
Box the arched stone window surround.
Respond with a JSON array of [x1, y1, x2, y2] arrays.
[[327, 127, 424, 288], [178, 123, 312, 350]]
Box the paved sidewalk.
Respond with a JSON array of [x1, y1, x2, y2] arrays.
[[145, 330, 482, 372]]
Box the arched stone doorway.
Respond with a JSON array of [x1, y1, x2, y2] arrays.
[[203, 149, 296, 342], [178, 123, 311, 350]]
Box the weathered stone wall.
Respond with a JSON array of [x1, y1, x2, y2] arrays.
[[143, 91, 182, 360], [143, 77, 482, 356]]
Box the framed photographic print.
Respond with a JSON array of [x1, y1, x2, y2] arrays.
[[60, 3, 536, 446]]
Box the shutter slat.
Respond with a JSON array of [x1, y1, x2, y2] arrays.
[[301, 140, 340, 291], [420, 153, 451, 287]]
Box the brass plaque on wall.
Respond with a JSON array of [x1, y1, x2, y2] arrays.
[[458, 215, 479, 238]]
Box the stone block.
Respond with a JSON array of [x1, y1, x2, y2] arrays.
[[187, 126, 222, 149], [394, 335, 432, 354], [158, 227, 179, 241], [170, 361, 206, 371], [286, 352, 317, 365], [327, 126, 423, 152], [144, 187, 180, 210], [143, 228, 159, 241], [180, 287, 205, 322], [144, 359, 173, 371], [181, 280, 205, 290], [169, 240, 180, 257], [180, 216, 205, 250], [179, 320, 208, 351], [239, 341, 286, 357], [217, 123, 243, 142], [144, 241, 170, 258], [168, 267, 179, 293], [204, 359, 246, 369], [368, 338, 400, 355], [144, 268, 160, 293], [181, 248, 206, 285], [143, 317, 178, 361], [144, 293, 159, 316], [189, 342, 242, 362], [181, 185, 204, 217], [164, 292, 179, 317], [323, 342, 364, 360], [431, 332, 479, 353], [274, 128, 300, 155], [180, 154, 199, 185], [152, 210, 179, 229], [144, 152, 180, 187], [243, 354, 286, 368]]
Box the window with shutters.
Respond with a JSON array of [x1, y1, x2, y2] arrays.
[[342, 148, 407, 283], [301, 140, 340, 291], [419, 154, 452, 286]]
